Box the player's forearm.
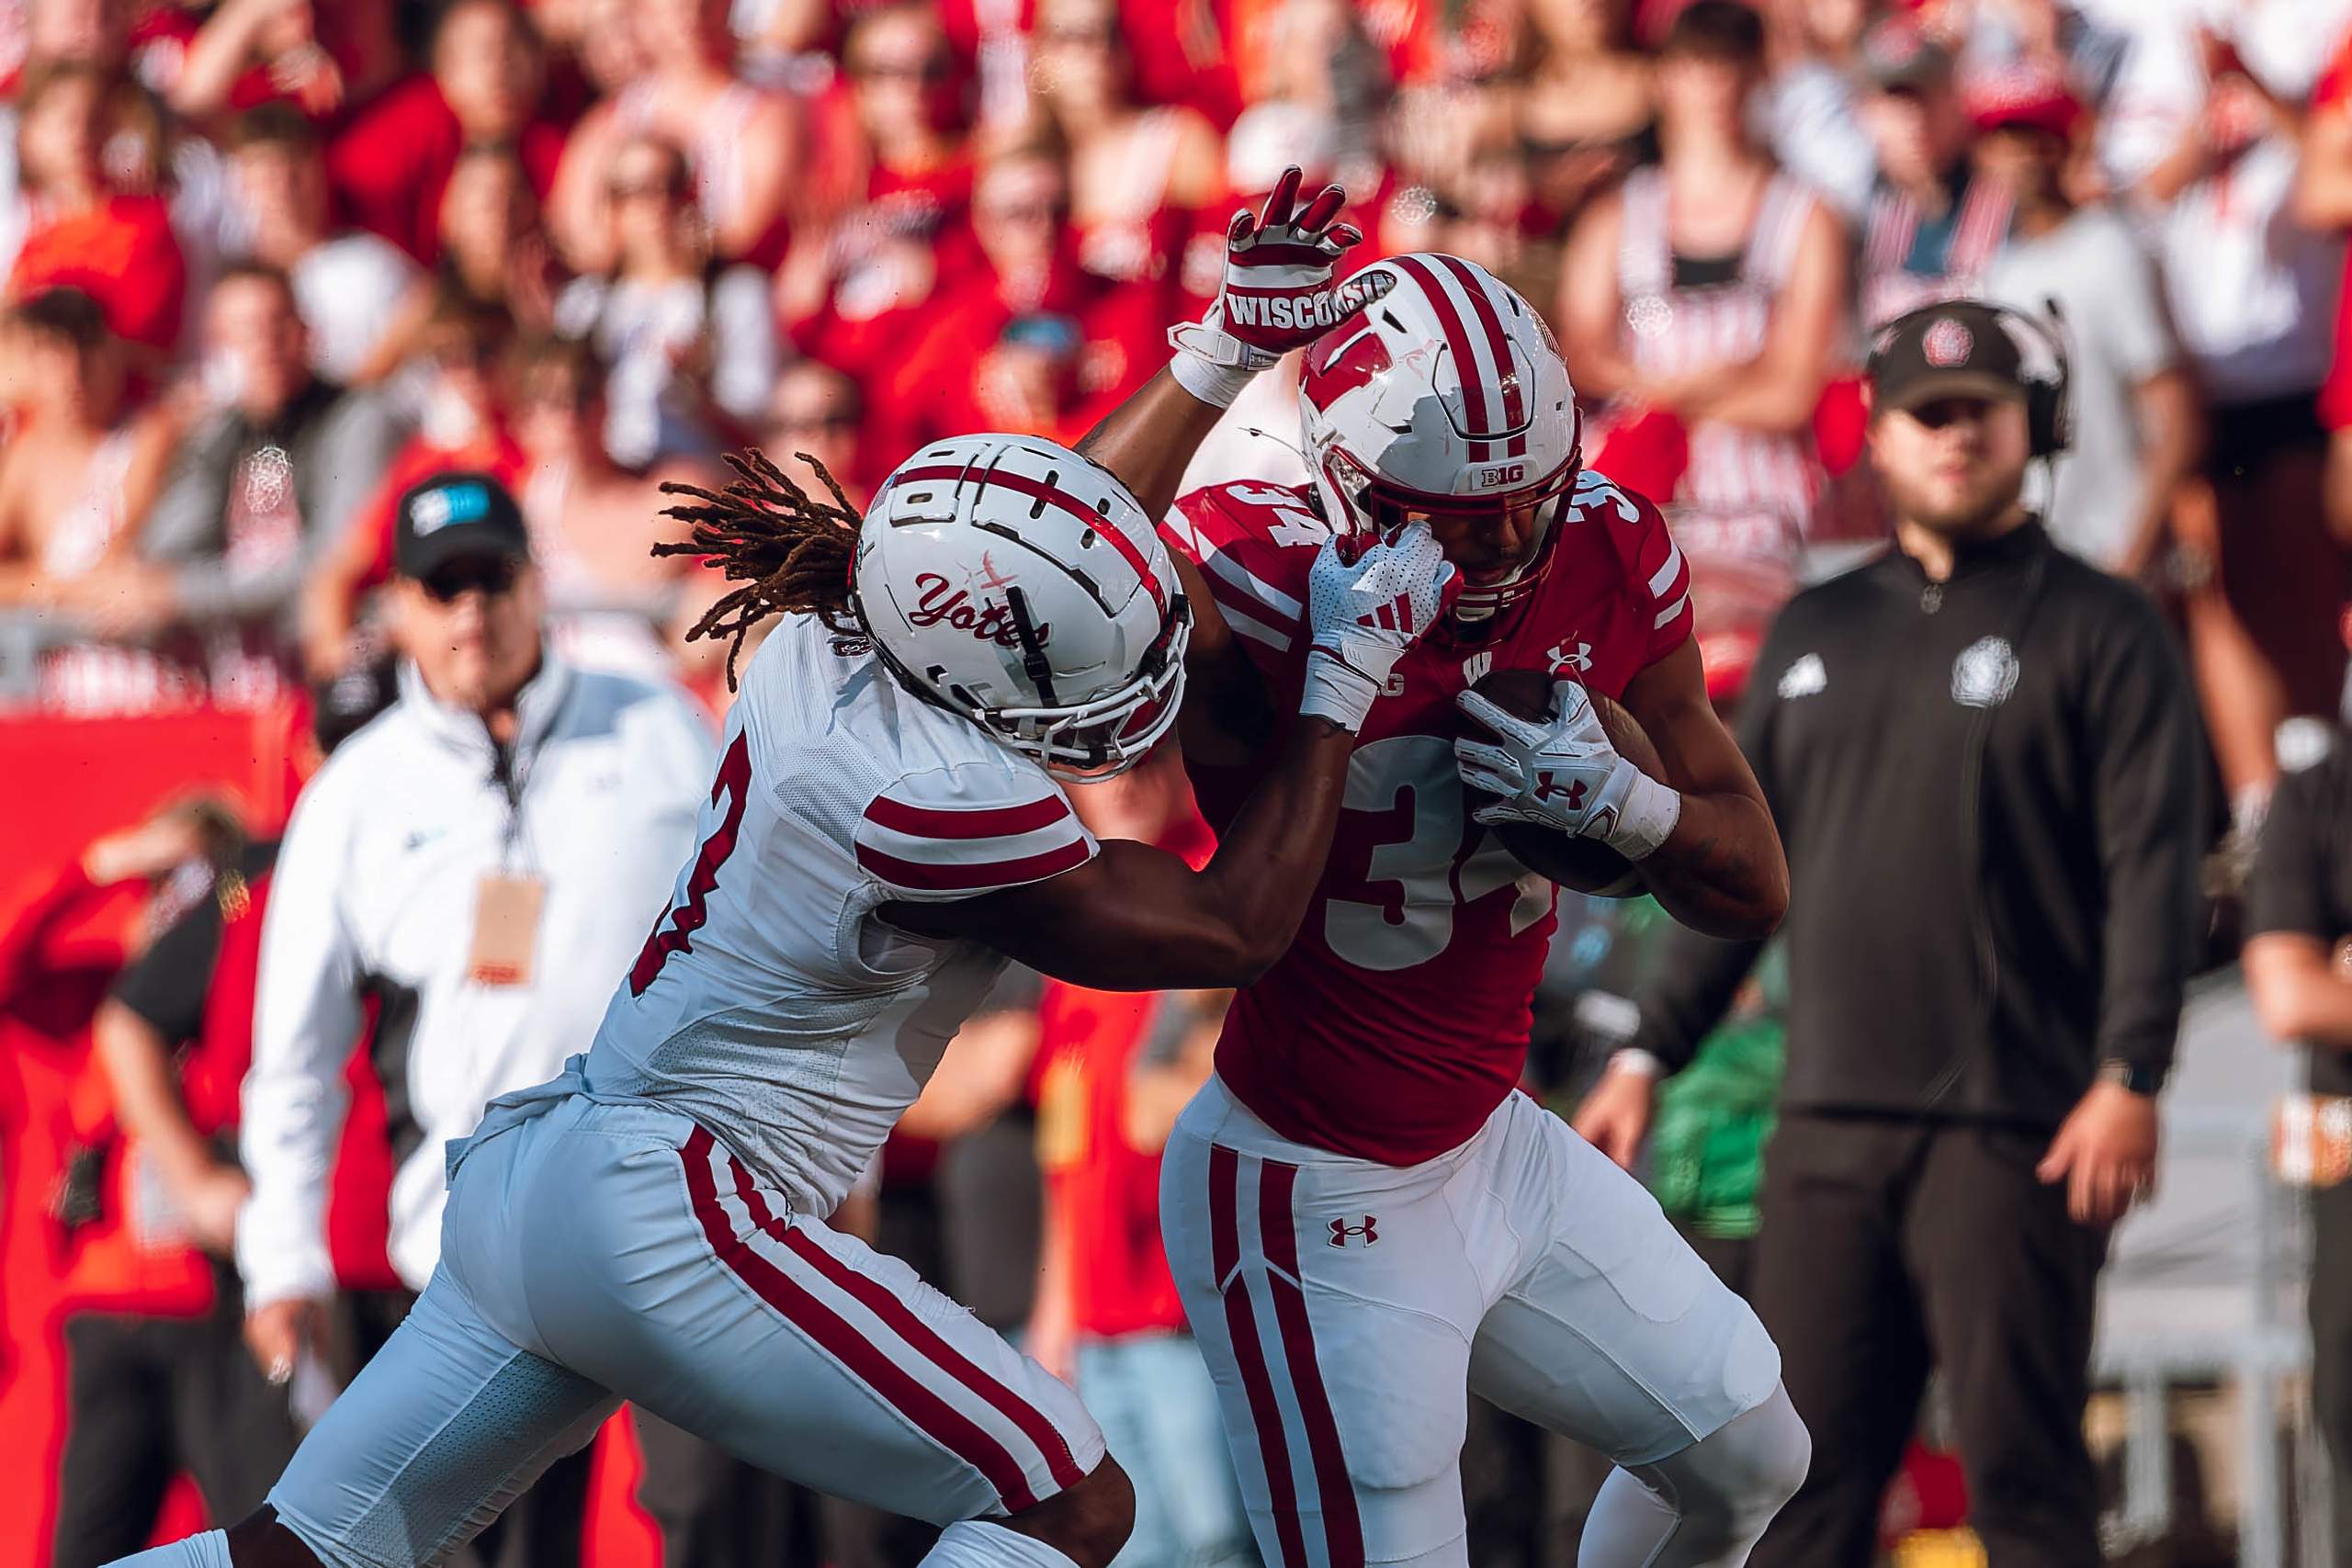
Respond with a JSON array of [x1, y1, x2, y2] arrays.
[[93, 1000, 220, 1191], [2268, 974, 2352, 1048], [2247, 939, 2352, 1047], [1077, 368, 1228, 521], [1636, 789, 1788, 940], [2125, 371, 2204, 566], [1191, 716, 1358, 979], [1683, 354, 1826, 434]]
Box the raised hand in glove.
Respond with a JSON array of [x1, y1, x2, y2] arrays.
[[1169, 165, 1378, 406], [1453, 679, 1680, 861]]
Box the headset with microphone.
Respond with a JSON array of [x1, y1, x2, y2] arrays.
[[1866, 298, 2076, 461]]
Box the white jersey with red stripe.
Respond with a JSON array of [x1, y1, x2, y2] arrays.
[[1613, 168, 1824, 536], [1164, 469, 1693, 1166], [582, 611, 1097, 1216]]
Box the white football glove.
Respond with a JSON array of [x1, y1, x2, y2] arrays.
[[1300, 521, 1456, 732], [1168, 165, 1369, 408], [1453, 680, 1681, 861]]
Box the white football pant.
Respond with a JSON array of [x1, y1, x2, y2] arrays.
[[1161, 1077, 1799, 1567]]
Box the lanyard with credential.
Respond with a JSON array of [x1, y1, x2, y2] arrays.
[[469, 731, 546, 987]]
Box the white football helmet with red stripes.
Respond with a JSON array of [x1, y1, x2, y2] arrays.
[[854, 434, 1191, 778], [1297, 253, 1581, 627]]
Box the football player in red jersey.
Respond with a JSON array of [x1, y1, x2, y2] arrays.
[[1113, 251, 1809, 1567]]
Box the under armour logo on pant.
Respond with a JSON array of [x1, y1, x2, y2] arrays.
[[1329, 1216, 1379, 1247]]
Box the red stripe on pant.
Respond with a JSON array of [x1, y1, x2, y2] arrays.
[[678, 1126, 1043, 1510], [1211, 1144, 1365, 1568], [729, 1160, 1087, 1494], [1212, 1144, 1310, 1568], [1258, 1159, 1366, 1568]]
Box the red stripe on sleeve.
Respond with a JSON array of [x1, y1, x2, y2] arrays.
[[1202, 570, 1301, 637], [855, 835, 1093, 893], [863, 792, 1070, 840]]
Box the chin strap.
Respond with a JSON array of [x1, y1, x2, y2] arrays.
[[1445, 487, 1570, 631], [1003, 586, 1057, 707]]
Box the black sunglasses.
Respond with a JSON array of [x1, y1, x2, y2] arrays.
[[420, 555, 523, 603]]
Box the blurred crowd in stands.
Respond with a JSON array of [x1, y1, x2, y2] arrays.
[[7, 0, 2352, 1562], [1, 0, 2347, 827]]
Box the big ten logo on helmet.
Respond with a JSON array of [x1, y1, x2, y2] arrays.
[[1476, 463, 1525, 488], [907, 573, 1047, 650]]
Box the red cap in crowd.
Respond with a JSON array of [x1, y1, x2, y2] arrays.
[[1966, 61, 2085, 141]]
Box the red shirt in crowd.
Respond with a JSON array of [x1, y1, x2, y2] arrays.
[[1033, 813, 1216, 1341], [789, 157, 981, 381], [2318, 37, 2352, 433], [324, 75, 567, 265], [1035, 984, 1187, 1339], [8, 196, 187, 354]]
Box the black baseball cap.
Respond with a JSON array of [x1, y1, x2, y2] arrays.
[[393, 471, 531, 580], [1869, 301, 2027, 414]]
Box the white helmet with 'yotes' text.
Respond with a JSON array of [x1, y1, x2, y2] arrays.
[[854, 434, 1191, 778], [1298, 253, 1581, 626]]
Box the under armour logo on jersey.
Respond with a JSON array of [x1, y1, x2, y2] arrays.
[[1534, 773, 1585, 809], [1359, 592, 1416, 632], [1329, 1215, 1379, 1247], [1547, 640, 1593, 674]]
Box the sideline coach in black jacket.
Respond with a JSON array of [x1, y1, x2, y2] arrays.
[[1575, 300, 2205, 1568]]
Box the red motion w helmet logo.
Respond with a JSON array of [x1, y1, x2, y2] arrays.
[[1304, 321, 1393, 408]]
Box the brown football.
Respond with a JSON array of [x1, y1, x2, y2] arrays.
[[1463, 667, 1661, 898]]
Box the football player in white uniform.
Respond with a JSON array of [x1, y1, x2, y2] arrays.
[[118, 175, 1439, 1568]]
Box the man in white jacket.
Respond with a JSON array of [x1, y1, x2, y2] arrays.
[[237, 471, 715, 1563]]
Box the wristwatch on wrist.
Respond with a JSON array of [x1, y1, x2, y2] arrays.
[[2098, 1059, 2165, 1097]]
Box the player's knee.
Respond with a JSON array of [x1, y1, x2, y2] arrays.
[[225, 1506, 327, 1568], [1010, 1453, 1135, 1568], [1069, 1454, 1138, 1564], [1659, 1383, 1811, 1543], [1707, 1386, 1812, 1529]]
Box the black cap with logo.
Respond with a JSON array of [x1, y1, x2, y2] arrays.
[[393, 471, 531, 580], [1868, 301, 2029, 414]]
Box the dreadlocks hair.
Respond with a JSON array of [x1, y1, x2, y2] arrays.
[[653, 447, 865, 690]]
